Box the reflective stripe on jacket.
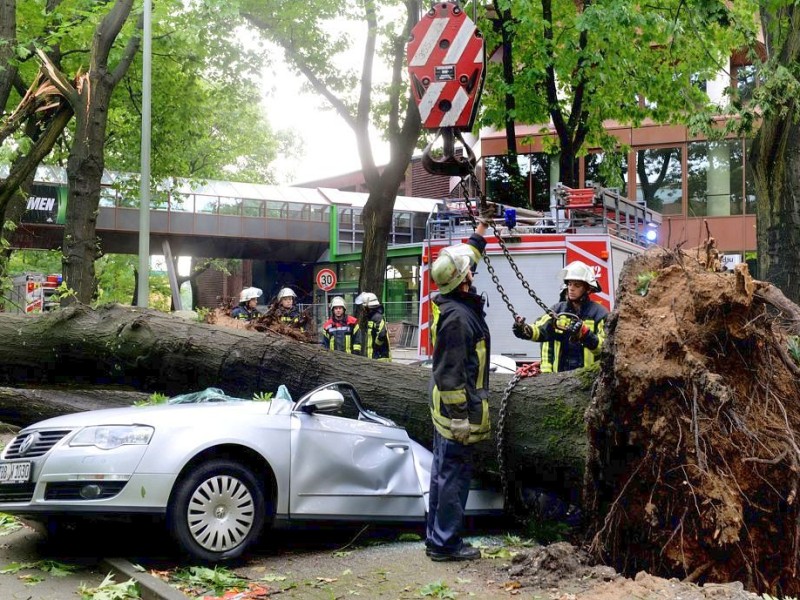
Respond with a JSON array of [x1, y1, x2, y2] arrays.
[[429, 232, 490, 445], [231, 306, 258, 321], [530, 298, 608, 373], [363, 307, 391, 361], [321, 315, 361, 354]]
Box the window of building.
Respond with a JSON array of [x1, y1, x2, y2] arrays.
[[391, 212, 412, 245], [218, 197, 242, 216], [170, 193, 192, 212], [196, 195, 218, 214], [585, 152, 628, 195], [687, 140, 745, 217], [635, 147, 683, 215], [733, 64, 757, 104], [484, 153, 552, 211], [265, 201, 285, 218], [337, 207, 364, 254], [242, 199, 264, 217], [745, 140, 756, 215]]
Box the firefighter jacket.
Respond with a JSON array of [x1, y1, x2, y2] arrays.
[[530, 297, 608, 373], [429, 231, 491, 445], [321, 315, 361, 354], [360, 307, 391, 361], [430, 290, 491, 445], [275, 305, 302, 329], [231, 305, 259, 321]]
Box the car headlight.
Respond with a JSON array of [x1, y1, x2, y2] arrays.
[[70, 425, 154, 450]]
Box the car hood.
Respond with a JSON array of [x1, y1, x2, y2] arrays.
[[22, 401, 275, 432]]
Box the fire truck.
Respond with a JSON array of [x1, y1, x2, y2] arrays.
[[417, 185, 662, 362]]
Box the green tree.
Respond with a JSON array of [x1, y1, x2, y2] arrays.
[[742, 4, 800, 302], [478, 0, 747, 191], [0, 0, 74, 289], [239, 0, 422, 297], [4, 1, 289, 307]]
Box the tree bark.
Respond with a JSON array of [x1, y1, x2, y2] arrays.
[[0, 305, 592, 490], [750, 6, 800, 305], [0, 387, 148, 427], [58, 0, 140, 305]]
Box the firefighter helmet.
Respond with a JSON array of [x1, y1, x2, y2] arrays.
[[559, 261, 602, 293], [329, 296, 347, 310], [277, 287, 297, 301], [239, 287, 262, 303], [354, 292, 380, 308], [431, 244, 475, 295]]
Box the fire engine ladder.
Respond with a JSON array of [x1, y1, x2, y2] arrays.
[[554, 184, 662, 247]]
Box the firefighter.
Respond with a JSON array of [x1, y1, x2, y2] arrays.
[[231, 287, 262, 321], [512, 260, 608, 372], [273, 287, 302, 328], [354, 292, 391, 361], [321, 296, 361, 354], [425, 219, 490, 562]]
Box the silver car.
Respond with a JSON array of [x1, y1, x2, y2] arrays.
[[0, 382, 501, 562]]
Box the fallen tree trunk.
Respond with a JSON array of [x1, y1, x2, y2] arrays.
[[5, 244, 800, 595], [0, 306, 592, 492], [0, 387, 149, 427]]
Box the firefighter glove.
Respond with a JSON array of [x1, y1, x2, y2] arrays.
[[567, 319, 590, 342], [450, 418, 471, 444], [513, 318, 533, 340], [477, 203, 496, 226]]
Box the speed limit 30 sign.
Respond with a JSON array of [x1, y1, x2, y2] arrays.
[[316, 268, 337, 292]]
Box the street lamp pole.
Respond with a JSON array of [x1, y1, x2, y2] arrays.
[[137, 0, 152, 307]]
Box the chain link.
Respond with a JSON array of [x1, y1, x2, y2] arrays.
[[495, 371, 521, 512], [450, 166, 555, 518], [455, 175, 553, 319]]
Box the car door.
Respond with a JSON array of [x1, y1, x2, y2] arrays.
[[289, 401, 426, 520]]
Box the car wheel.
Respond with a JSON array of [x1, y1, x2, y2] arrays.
[[168, 458, 266, 562]]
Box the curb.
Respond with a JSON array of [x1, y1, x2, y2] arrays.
[[100, 558, 189, 600]]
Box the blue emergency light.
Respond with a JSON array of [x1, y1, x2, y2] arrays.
[[504, 208, 517, 230]]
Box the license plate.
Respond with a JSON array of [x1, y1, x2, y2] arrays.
[[0, 462, 31, 484]]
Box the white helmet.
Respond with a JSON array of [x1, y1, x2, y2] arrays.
[[354, 292, 380, 308], [277, 287, 297, 300], [239, 287, 262, 303], [558, 261, 601, 293], [431, 244, 476, 295], [329, 296, 347, 310]]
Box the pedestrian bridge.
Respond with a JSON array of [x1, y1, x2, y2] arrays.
[[13, 166, 438, 263]]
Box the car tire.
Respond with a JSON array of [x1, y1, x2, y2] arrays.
[[168, 458, 266, 562]]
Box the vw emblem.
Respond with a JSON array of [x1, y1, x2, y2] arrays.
[[18, 432, 39, 456]]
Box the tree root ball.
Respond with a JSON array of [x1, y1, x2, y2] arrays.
[[585, 245, 800, 596]]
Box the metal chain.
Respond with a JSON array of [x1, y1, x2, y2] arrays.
[[455, 175, 553, 319], [495, 371, 522, 514], [451, 166, 554, 519]]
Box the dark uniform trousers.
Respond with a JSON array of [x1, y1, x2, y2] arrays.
[[426, 429, 473, 552]]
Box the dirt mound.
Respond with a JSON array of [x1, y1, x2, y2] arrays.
[[585, 243, 800, 595], [502, 542, 757, 599]]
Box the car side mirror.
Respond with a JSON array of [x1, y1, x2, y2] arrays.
[[301, 389, 345, 413]]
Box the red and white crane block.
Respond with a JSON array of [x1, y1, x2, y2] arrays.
[[407, 2, 485, 131]]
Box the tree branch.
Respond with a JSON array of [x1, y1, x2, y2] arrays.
[[241, 11, 358, 131], [110, 11, 143, 86], [35, 48, 78, 106], [92, 0, 135, 72]]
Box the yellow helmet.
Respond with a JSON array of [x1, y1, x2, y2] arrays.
[[431, 244, 476, 295]]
